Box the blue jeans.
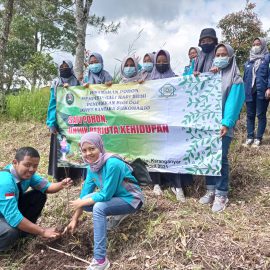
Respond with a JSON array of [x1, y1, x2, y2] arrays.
[[205, 136, 232, 196], [246, 92, 269, 140], [82, 194, 140, 260]]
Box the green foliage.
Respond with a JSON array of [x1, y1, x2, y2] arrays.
[[217, 2, 268, 67], [5, 87, 50, 122]]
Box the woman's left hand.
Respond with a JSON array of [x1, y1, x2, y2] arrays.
[[63, 83, 69, 88], [105, 81, 112, 87], [210, 66, 220, 74], [70, 199, 86, 210], [220, 126, 228, 137]]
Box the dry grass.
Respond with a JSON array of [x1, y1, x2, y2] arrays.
[[0, 116, 269, 270]]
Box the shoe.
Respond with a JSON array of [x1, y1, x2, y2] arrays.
[[212, 195, 229, 212], [87, 258, 110, 270], [251, 139, 261, 147], [107, 214, 129, 230], [199, 190, 215, 205], [171, 187, 186, 202], [153, 184, 163, 196], [242, 138, 254, 147]]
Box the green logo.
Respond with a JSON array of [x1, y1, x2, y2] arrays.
[[159, 83, 176, 98], [66, 92, 74, 105]]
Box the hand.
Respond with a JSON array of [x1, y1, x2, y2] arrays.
[[138, 79, 145, 84], [83, 83, 89, 88], [40, 227, 60, 239], [61, 178, 73, 189], [70, 198, 86, 210], [105, 81, 112, 87], [63, 220, 78, 235], [193, 71, 200, 76], [63, 83, 69, 88], [210, 66, 220, 73], [220, 126, 228, 137], [265, 88, 270, 99], [49, 126, 58, 134]]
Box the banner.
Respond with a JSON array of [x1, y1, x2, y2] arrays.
[[56, 74, 222, 176]]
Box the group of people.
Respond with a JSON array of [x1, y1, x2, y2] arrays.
[[0, 27, 269, 270]]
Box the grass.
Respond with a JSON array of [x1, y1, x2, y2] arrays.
[[0, 115, 270, 269]]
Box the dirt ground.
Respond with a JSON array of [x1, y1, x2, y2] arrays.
[[0, 117, 269, 270]]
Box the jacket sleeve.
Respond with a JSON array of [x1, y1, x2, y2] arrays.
[[222, 83, 245, 128], [0, 173, 23, 227], [267, 55, 270, 89], [80, 168, 97, 199], [46, 87, 57, 128]]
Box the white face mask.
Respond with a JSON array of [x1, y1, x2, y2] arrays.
[[213, 56, 230, 69], [251, 45, 261, 54]]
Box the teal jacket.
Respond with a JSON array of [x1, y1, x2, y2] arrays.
[[80, 157, 144, 209], [183, 59, 195, 76], [222, 83, 245, 137], [0, 165, 51, 227]]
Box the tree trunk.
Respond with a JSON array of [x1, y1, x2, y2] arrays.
[[0, 0, 15, 110], [74, 0, 93, 79]]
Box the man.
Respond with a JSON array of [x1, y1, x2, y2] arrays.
[[0, 147, 72, 251]]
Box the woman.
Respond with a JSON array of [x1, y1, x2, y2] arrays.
[[140, 52, 155, 81], [183, 47, 200, 75], [65, 132, 144, 270], [84, 52, 113, 86], [199, 43, 245, 212], [120, 55, 142, 83], [243, 37, 270, 147], [46, 60, 85, 181]]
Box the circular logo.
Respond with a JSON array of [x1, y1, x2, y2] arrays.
[[66, 93, 74, 105]]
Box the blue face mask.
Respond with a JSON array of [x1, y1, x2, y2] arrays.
[[143, 62, 154, 73], [213, 56, 230, 69], [89, 63, 102, 74], [123, 67, 136, 77]]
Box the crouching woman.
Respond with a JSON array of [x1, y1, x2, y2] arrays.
[[65, 132, 144, 270]]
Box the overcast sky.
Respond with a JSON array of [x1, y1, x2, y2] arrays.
[[55, 0, 270, 75]]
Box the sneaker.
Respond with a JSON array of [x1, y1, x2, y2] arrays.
[[242, 138, 254, 147], [153, 184, 163, 196], [171, 187, 186, 202], [212, 195, 229, 213], [251, 139, 261, 147], [199, 190, 215, 205], [87, 258, 110, 270], [107, 214, 129, 230]]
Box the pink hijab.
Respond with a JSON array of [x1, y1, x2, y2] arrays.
[[80, 132, 123, 172]]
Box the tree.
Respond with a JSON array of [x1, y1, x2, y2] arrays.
[[74, 0, 120, 78], [0, 0, 15, 109], [217, 1, 268, 68]]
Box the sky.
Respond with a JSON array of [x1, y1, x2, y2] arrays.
[[54, 0, 270, 75]]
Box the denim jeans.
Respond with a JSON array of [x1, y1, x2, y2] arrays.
[[246, 92, 269, 140], [205, 136, 232, 196], [82, 194, 140, 260]]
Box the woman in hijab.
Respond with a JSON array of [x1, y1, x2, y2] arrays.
[[64, 132, 144, 270], [140, 52, 155, 81], [120, 55, 142, 83], [84, 52, 113, 86], [194, 28, 218, 75], [199, 43, 245, 212], [150, 49, 175, 80], [46, 60, 85, 181], [243, 37, 270, 147], [183, 47, 201, 75]]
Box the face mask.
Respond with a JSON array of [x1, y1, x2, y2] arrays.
[[200, 43, 216, 53], [123, 67, 136, 77], [89, 63, 102, 74], [213, 56, 230, 69], [251, 45, 261, 54], [60, 68, 72, 78], [156, 63, 169, 73], [143, 62, 154, 72]]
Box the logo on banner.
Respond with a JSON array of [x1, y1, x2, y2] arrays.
[[66, 93, 74, 105], [159, 83, 176, 98]]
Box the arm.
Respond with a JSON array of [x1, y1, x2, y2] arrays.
[[46, 178, 73, 194], [222, 83, 245, 129], [46, 87, 57, 130], [64, 208, 83, 234]]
